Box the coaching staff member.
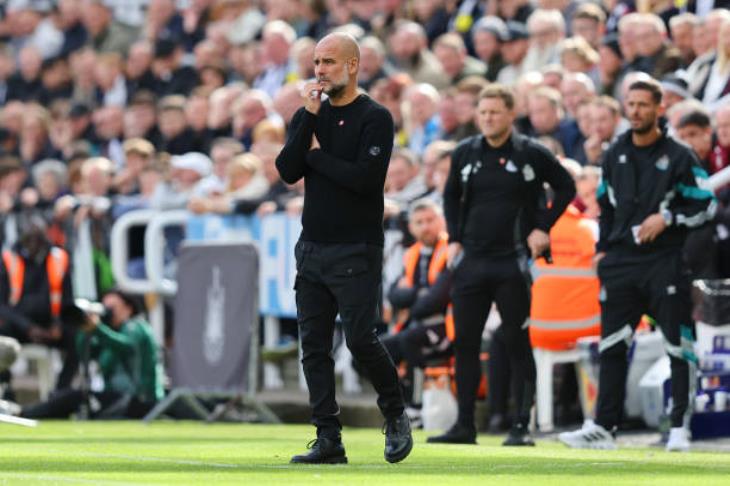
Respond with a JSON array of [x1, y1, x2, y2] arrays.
[[275, 33, 412, 465], [428, 84, 575, 446], [560, 79, 716, 452]]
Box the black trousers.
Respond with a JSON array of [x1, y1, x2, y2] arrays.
[[450, 252, 535, 428], [488, 324, 512, 417], [294, 240, 404, 438], [0, 321, 78, 390], [21, 388, 154, 419], [381, 323, 449, 370], [596, 251, 695, 430]]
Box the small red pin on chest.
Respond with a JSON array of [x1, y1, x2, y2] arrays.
[[338, 120, 344, 126], [499, 157, 505, 165]]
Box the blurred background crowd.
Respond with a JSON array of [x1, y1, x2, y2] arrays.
[[2, 0, 730, 423]]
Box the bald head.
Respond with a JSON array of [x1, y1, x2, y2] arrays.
[[317, 33, 361, 61]]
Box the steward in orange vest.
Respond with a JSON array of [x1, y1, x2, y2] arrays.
[[0, 216, 77, 389], [529, 204, 601, 351], [374, 200, 454, 409]]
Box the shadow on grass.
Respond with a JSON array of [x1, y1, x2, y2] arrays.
[[0, 455, 728, 477]]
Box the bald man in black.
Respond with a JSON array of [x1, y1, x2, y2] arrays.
[[276, 33, 412, 465]]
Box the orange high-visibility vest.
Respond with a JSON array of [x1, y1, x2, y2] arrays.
[[2, 247, 69, 318], [529, 205, 601, 351], [395, 233, 455, 339]]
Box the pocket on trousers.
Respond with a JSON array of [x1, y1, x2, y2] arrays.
[[332, 258, 374, 305]]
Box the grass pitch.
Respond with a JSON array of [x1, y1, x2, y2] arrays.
[[0, 421, 728, 485]]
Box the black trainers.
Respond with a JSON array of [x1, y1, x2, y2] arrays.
[[426, 422, 477, 444], [383, 411, 413, 463], [502, 423, 535, 446], [290, 437, 348, 464]]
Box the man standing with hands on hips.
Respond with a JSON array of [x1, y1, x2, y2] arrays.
[[560, 79, 716, 452], [275, 33, 412, 465], [428, 84, 575, 446]]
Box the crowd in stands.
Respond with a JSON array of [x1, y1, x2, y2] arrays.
[[2, 0, 730, 421]]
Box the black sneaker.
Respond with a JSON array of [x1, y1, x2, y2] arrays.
[[502, 423, 535, 446], [290, 437, 348, 464], [383, 411, 413, 463], [426, 423, 477, 444]]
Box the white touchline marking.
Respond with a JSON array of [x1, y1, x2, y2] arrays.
[[1, 472, 143, 485], [46, 450, 240, 469]]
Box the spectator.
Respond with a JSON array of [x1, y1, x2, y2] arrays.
[[432, 33, 487, 85], [231, 90, 281, 150], [38, 55, 74, 106], [254, 20, 297, 99], [143, 0, 184, 43], [197, 137, 244, 197], [385, 148, 427, 206], [94, 53, 127, 108], [92, 105, 125, 168], [150, 152, 211, 210], [497, 21, 530, 85], [697, 19, 730, 111], [124, 91, 161, 147], [687, 10, 730, 98], [289, 36, 317, 82], [114, 138, 155, 196], [6, 45, 43, 102], [522, 9, 565, 74], [403, 83, 442, 157], [710, 103, 730, 175], [56, 0, 87, 57], [19, 104, 56, 166], [676, 109, 714, 171], [273, 81, 305, 127], [558, 37, 599, 87], [452, 77, 488, 141], [630, 14, 682, 80], [124, 40, 156, 101], [584, 96, 623, 166], [597, 33, 623, 98], [151, 38, 199, 98], [388, 21, 449, 90], [660, 74, 692, 112], [156, 95, 199, 155], [471, 16, 508, 82], [570, 3, 605, 50], [559, 72, 596, 120], [670, 13, 698, 68], [527, 86, 580, 158], [80, 0, 139, 56], [358, 36, 388, 92]]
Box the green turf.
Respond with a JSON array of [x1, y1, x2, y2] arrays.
[[0, 422, 728, 485]]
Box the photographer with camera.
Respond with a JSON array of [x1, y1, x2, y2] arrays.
[[3, 290, 164, 420]]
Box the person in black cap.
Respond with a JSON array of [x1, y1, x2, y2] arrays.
[[151, 37, 199, 98], [497, 22, 530, 85]]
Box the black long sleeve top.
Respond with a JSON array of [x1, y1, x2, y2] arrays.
[[275, 94, 394, 245], [443, 132, 575, 256]]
